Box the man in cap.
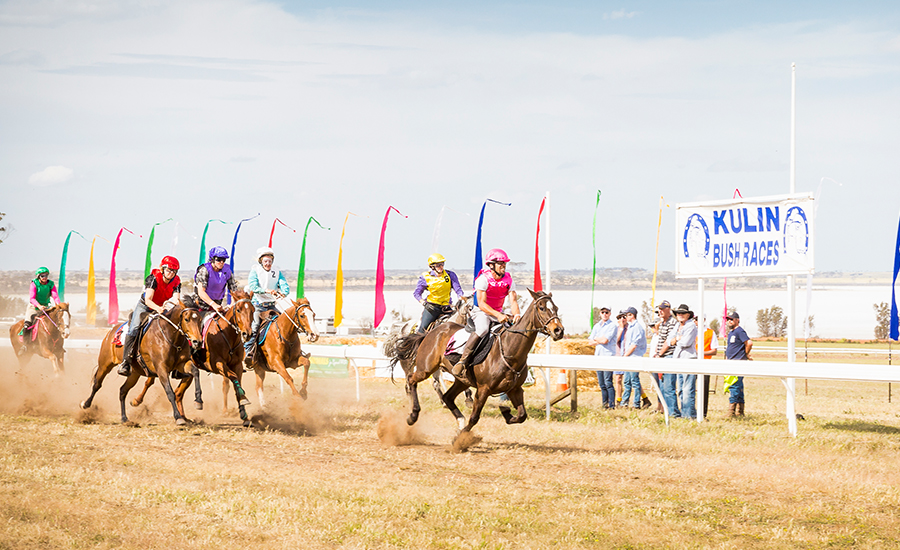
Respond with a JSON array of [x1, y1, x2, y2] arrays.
[[724, 311, 752, 417], [668, 303, 698, 418], [619, 306, 647, 408], [588, 306, 617, 409], [653, 300, 677, 414]]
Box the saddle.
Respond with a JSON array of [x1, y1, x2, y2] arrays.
[[445, 321, 504, 368], [113, 317, 156, 377], [248, 310, 281, 369]]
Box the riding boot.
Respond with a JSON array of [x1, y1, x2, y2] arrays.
[[117, 333, 137, 376], [451, 334, 481, 376], [243, 338, 257, 371]]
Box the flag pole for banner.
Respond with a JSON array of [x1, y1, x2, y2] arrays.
[[544, 191, 553, 420], [785, 62, 798, 437]]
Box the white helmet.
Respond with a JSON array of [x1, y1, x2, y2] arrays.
[[256, 246, 275, 262]]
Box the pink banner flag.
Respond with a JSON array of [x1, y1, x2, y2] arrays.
[[268, 218, 297, 247], [374, 206, 407, 328], [109, 227, 139, 325], [533, 197, 546, 291]]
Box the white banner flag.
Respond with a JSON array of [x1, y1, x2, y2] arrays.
[[675, 193, 814, 278]]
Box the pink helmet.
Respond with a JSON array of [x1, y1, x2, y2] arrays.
[[485, 248, 510, 264]]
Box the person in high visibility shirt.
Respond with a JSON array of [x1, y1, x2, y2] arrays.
[[412, 253, 464, 334]]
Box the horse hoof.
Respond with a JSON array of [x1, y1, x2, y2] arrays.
[[79, 400, 89, 410], [243, 419, 252, 428], [194, 401, 203, 411], [175, 418, 187, 426], [239, 398, 251, 407], [299, 388, 308, 400]]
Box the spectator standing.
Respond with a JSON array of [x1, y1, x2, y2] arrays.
[[619, 306, 647, 408], [654, 300, 679, 417], [613, 311, 627, 406], [588, 307, 617, 409], [669, 304, 698, 418], [700, 317, 718, 418], [724, 311, 752, 417]]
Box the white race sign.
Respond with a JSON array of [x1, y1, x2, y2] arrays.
[[675, 193, 814, 278]]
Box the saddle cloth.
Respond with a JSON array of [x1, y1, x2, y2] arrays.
[[445, 324, 501, 367]]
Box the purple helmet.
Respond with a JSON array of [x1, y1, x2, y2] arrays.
[[485, 248, 510, 264], [208, 246, 229, 260]]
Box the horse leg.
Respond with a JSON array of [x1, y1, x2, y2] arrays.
[[431, 373, 446, 405], [191, 362, 204, 410], [406, 362, 436, 426], [298, 356, 311, 400], [464, 388, 474, 408], [81, 345, 116, 409], [172, 375, 193, 420], [440, 380, 469, 430], [461, 386, 491, 433], [130, 376, 156, 407], [224, 368, 251, 426], [255, 369, 267, 408], [155, 366, 188, 425], [50, 349, 64, 377], [500, 386, 528, 424], [268, 360, 304, 399], [117, 372, 143, 423]]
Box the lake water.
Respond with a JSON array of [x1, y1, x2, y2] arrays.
[[26, 284, 893, 339]]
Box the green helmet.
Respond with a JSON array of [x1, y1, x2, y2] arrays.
[[35, 267, 50, 277]]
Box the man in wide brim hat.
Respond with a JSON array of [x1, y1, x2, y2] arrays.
[[672, 304, 694, 319]]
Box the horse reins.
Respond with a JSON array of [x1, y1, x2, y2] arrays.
[[153, 308, 200, 351], [496, 296, 561, 374]]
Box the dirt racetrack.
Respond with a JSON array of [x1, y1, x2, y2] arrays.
[[2, 347, 900, 549]]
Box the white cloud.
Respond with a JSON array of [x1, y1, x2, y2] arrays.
[[604, 9, 638, 20], [28, 165, 73, 186]]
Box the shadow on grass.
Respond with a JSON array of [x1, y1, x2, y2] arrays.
[[823, 420, 900, 434]]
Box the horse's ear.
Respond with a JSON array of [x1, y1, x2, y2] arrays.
[[528, 288, 539, 299]]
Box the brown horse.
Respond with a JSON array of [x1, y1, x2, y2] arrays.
[[395, 289, 564, 438], [247, 298, 319, 407], [190, 291, 255, 423], [8, 303, 71, 376], [80, 303, 203, 425]]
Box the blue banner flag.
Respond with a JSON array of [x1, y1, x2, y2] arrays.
[[891, 212, 900, 340]]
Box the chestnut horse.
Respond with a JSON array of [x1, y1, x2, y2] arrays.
[[395, 289, 564, 438], [80, 303, 203, 425], [8, 303, 70, 376], [247, 298, 319, 407]]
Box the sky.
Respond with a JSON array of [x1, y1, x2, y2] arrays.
[[1, 0, 898, 276]]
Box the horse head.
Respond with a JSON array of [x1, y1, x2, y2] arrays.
[[49, 303, 71, 338], [527, 288, 565, 341], [229, 289, 255, 342], [448, 295, 473, 325], [291, 298, 319, 343], [177, 304, 203, 350]]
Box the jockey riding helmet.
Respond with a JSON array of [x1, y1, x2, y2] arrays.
[[257, 246, 275, 262], [427, 253, 445, 266], [484, 248, 510, 264], [35, 266, 50, 277], [208, 246, 229, 261], [160, 256, 180, 271]]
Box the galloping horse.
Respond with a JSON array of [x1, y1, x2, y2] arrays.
[[247, 298, 319, 407], [396, 289, 564, 437], [80, 303, 203, 425], [8, 303, 71, 376], [384, 296, 473, 405]]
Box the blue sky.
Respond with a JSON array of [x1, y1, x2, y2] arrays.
[[1, 0, 898, 275]]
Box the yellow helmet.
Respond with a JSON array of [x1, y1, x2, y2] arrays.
[[427, 253, 446, 266]]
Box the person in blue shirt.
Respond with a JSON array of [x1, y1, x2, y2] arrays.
[[588, 306, 617, 409], [724, 310, 753, 417], [619, 306, 646, 408]]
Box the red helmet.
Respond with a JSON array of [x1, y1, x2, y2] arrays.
[[160, 256, 180, 271]]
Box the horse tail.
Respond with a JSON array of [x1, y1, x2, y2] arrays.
[[385, 332, 425, 384]]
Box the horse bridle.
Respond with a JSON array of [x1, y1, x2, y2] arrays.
[[213, 298, 252, 335], [495, 296, 561, 374], [154, 307, 201, 350]]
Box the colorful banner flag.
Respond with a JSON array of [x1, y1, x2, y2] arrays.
[[590, 191, 601, 327], [87, 235, 109, 326], [891, 210, 900, 340], [297, 217, 330, 300], [144, 218, 172, 279], [199, 219, 230, 266], [268, 218, 296, 247], [109, 228, 139, 325], [473, 199, 512, 283], [533, 197, 546, 292], [334, 213, 359, 328], [375, 206, 407, 328], [230, 213, 261, 272], [651, 196, 668, 309], [58, 230, 86, 302]]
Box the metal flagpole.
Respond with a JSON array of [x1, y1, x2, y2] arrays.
[[786, 62, 798, 436]]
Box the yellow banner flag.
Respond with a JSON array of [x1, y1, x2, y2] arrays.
[[334, 212, 359, 328]]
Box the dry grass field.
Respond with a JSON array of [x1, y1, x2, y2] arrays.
[[2, 347, 900, 549]]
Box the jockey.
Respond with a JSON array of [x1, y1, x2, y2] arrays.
[[117, 256, 182, 376], [192, 246, 240, 313], [19, 267, 60, 355], [450, 248, 520, 376], [412, 253, 464, 334], [243, 246, 290, 368]]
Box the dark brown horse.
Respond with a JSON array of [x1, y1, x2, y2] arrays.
[[392, 289, 564, 437], [247, 298, 319, 407], [8, 303, 70, 377], [80, 303, 203, 425]]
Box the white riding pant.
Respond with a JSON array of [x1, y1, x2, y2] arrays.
[[470, 308, 497, 338]]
